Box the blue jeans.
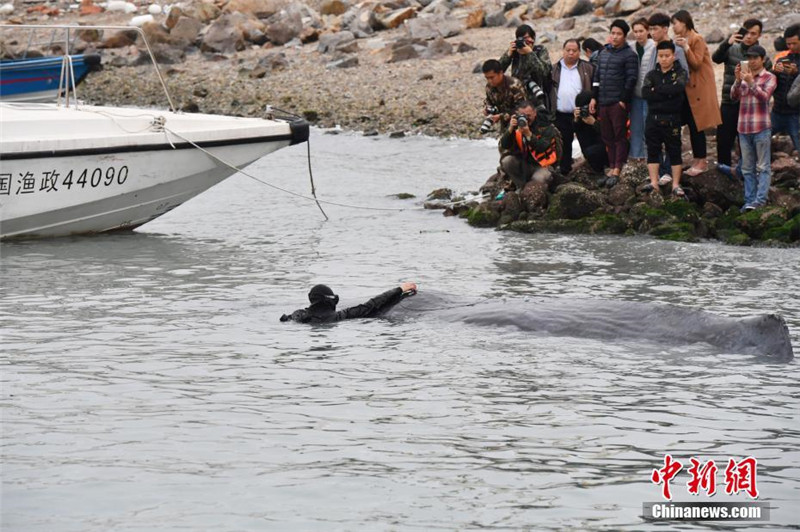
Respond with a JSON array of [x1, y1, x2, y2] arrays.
[[739, 129, 772, 206], [770, 111, 800, 153], [629, 97, 647, 159]]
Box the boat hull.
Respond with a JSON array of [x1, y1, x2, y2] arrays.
[[0, 142, 287, 238], [0, 103, 309, 239], [0, 54, 100, 102]]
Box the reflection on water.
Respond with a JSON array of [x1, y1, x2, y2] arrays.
[[2, 131, 798, 531]]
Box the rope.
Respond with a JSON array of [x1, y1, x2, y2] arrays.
[[162, 125, 411, 215]]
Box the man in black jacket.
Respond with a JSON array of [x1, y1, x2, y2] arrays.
[[771, 24, 800, 156], [642, 41, 688, 196], [280, 282, 417, 323], [589, 19, 639, 180]]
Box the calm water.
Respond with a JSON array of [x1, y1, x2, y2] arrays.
[[2, 131, 799, 531]]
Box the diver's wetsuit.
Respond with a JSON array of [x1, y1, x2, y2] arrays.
[[280, 288, 406, 323]]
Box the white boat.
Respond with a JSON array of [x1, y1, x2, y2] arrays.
[[0, 102, 308, 239], [0, 24, 308, 240]]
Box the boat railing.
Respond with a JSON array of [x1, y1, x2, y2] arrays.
[[1, 24, 176, 112]]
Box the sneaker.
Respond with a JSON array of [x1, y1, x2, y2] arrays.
[[658, 174, 672, 186], [595, 176, 607, 187], [740, 204, 756, 213], [605, 176, 618, 188]]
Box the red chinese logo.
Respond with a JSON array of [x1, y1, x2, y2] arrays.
[[651, 454, 683, 500], [687, 458, 718, 496], [724, 457, 759, 499], [652, 456, 759, 500]]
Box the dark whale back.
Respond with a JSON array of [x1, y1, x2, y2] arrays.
[[387, 292, 794, 362]]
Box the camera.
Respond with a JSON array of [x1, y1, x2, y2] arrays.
[[579, 105, 590, 118], [480, 105, 499, 134], [516, 114, 528, 129], [526, 81, 545, 104], [515, 38, 526, 51]]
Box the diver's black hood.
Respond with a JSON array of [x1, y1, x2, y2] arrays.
[[308, 284, 339, 311]]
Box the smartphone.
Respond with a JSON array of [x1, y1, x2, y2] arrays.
[[740, 60, 750, 74], [737, 27, 748, 37], [777, 57, 791, 64]]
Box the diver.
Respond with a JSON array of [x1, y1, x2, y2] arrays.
[[280, 282, 418, 323]]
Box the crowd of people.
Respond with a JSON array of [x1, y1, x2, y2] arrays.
[[480, 14, 800, 212]]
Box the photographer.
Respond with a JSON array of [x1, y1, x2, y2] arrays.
[[771, 24, 800, 156], [551, 39, 605, 177], [498, 101, 561, 191], [499, 24, 553, 116], [572, 91, 608, 179], [481, 59, 527, 135]]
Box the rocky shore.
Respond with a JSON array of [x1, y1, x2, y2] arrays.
[[425, 137, 800, 247], [1, 0, 798, 245]]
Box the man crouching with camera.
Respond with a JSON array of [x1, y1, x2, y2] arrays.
[[498, 100, 561, 191]]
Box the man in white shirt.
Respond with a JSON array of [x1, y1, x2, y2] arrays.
[[550, 39, 605, 176]]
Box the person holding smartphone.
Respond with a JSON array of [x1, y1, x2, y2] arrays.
[[671, 10, 721, 176], [770, 24, 800, 156], [731, 45, 777, 212], [712, 19, 769, 175]]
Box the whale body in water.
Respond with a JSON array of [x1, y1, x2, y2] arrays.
[[384, 292, 794, 363]]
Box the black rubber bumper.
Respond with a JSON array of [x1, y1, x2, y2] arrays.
[[290, 119, 310, 145]]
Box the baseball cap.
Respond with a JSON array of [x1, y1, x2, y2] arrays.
[[744, 45, 766, 58]]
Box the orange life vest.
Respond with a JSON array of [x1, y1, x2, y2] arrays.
[[515, 129, 558, 167]]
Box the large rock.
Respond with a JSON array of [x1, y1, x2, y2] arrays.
[[549, 0, 592, 18], [379, 7, 417, 29], [549, 183, 604, 219], [224, 0, 284, 18], [342, 5, 379, 37], [618, 0, 641, 15], [317, 30, 356, 53], [169, 16, 203, 47], [320, 0, 349, 16], [165, 6, 183, 29], [706, 28, 725, 44], [553, 17, 575, 31], [422, 36, 452, 59], [327, 54, 359, 68], [258, 51, 289, 70], [265, 5, 303, 45], [466, 9, 485, 29], [684, 171, 743, 210], [484, 8, 507, 27], [421, 0, 454, 15], [138, 42, 185, 64], [99, 29, 139, 49], [520, 180, 549, 212], [185, 2, 221, 23], [772, 156, 800, 186], [139, 21, 171, 45], [388, 43, 421, 62], [405, 14, 462, 40], [201, 14, 246, 53]]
